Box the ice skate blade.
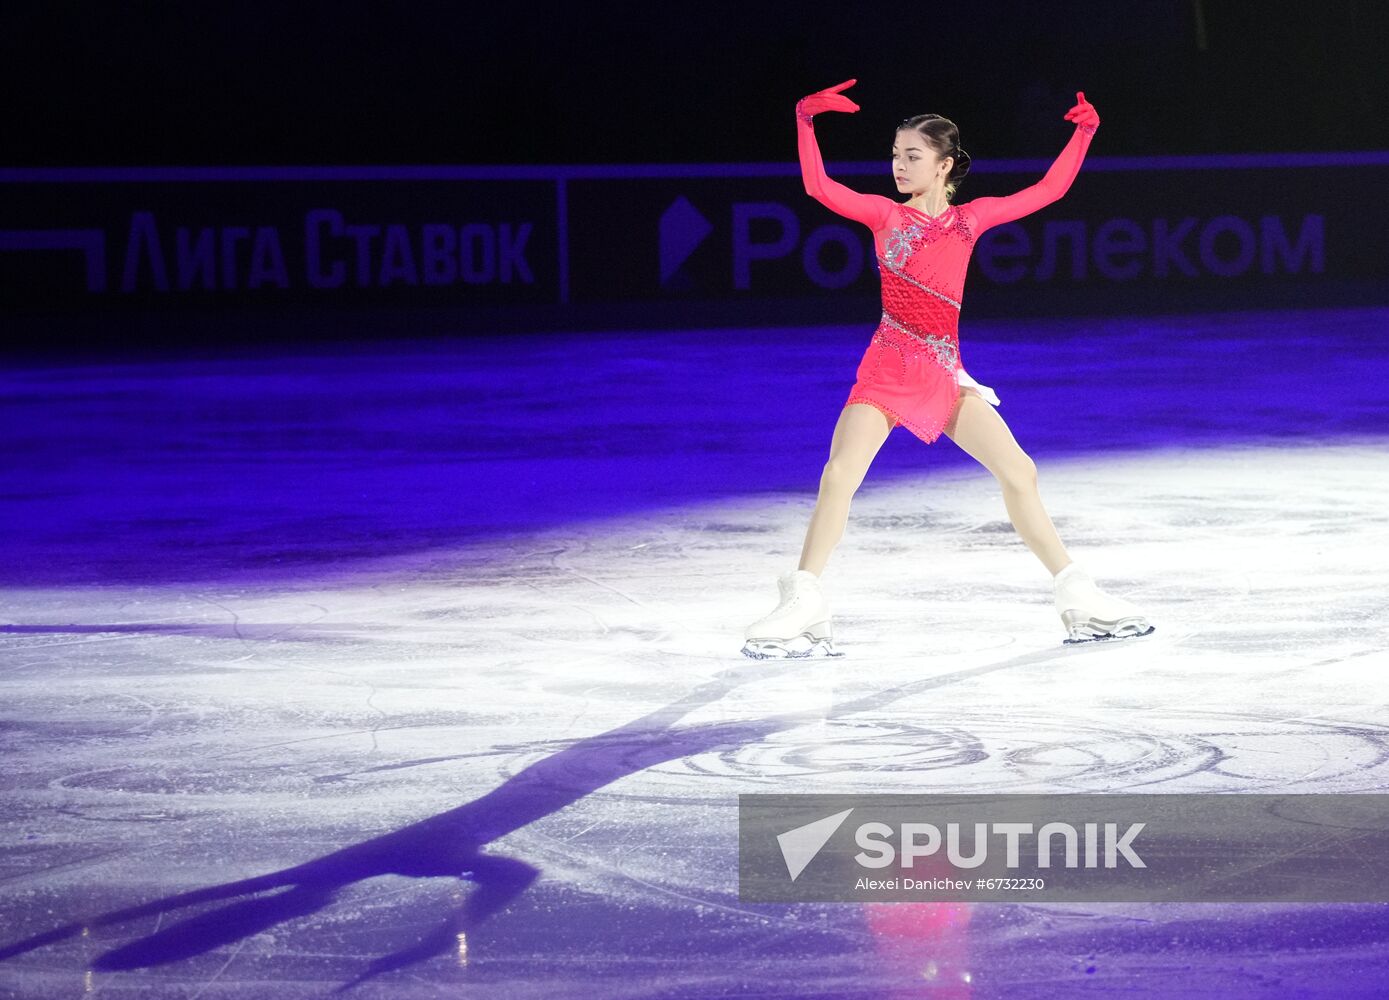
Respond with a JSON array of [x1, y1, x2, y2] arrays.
[[740, 633, 843, 660], [1063, 621, 1156, 645]]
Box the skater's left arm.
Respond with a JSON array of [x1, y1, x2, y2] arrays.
[[965, 92, 1099, 234]]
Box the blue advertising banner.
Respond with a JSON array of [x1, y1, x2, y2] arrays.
[[1, 154, 1386, 342], [565, 155, 1388, 316], [0, 171, 558, 312]]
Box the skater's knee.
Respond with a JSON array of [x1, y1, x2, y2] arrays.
[[819, 458, 864, 498], [997, 453, 1038, 492]]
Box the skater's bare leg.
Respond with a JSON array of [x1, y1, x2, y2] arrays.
[[798, 403, 894, 576], [943, 391, 1072, 576]]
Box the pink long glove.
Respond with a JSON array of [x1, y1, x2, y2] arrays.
[[796, 78, 860, 124], [968, 91, 1099, 232], [793, 78, 892, 229], [1063, 91, 1100, 132]]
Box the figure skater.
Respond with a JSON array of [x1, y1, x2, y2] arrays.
[[742, 79, 1153, 658]]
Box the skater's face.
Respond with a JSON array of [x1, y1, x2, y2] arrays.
[[893, 129, 952, 196]]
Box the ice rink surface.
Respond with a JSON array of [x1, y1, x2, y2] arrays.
[[2, 305, 1387, 997]]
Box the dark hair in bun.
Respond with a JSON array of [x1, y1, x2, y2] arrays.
[[898, 114, 971, 201]]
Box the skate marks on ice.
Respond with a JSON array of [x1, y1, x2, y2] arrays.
[[650, 688, 1389, 797], [0, 662, 760, 987], [0, 605, 1263, 992], [3, 432, 1389, 991], [0, 652, 1083, 992], [0, 663, 1243, 998]]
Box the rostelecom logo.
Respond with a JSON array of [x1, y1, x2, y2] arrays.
[[777, 808, 854, 881]]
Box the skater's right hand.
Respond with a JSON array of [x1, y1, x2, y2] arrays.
[[796, 79, 861, 119]]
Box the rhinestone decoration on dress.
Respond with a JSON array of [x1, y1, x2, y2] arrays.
[[878, 313, 961, 372], [883, 223, 925, 269], [897, 204, 975, 245]]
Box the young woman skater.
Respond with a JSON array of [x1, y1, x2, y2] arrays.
[[742, 79, 1153, 658]]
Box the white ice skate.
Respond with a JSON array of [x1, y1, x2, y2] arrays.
[[741, 570, 843, 659], [1053, 563, 1155, 645]]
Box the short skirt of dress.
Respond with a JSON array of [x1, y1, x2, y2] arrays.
[[843, 326, 1000, 444]]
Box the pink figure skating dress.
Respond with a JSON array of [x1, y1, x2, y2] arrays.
[[797, 105, 1097, 443]]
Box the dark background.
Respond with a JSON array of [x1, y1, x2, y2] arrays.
[[3, 0, 1385, 168]]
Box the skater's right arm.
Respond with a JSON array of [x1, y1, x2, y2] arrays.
[[797, 79, 893, 230]]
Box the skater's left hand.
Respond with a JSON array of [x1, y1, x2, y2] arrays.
[[1063, 91, 1100, 129]]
